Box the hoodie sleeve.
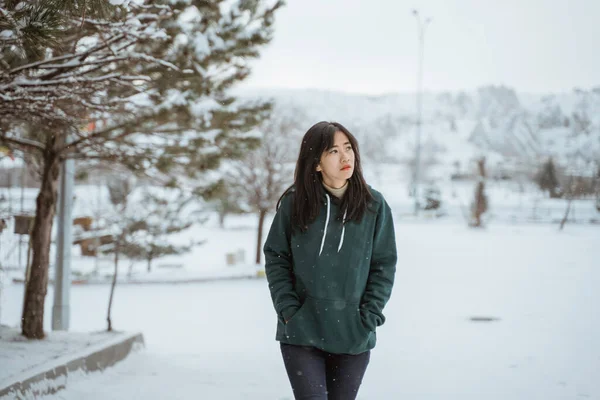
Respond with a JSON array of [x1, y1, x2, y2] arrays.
[[263, 193, 301, 323], [360, 194, 397, 331]]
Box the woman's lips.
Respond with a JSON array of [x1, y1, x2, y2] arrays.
[[341, 165, 352, 171]]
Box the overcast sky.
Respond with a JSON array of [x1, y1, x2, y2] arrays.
[[240, 0, 600, 95]]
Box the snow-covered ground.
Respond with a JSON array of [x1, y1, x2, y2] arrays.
[[0, 326, 138, 390], [1, 163, 598, 285], [1, 162, 599, 398], [1, 219, 598, 399]]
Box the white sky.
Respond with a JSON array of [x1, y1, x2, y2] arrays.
[[241, 0, 600, 95]]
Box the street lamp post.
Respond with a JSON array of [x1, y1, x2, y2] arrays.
[[412, 9, 431, 216], [52, 152, 74, 331]]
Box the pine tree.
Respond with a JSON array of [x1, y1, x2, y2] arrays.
[[0, 0, 160, 128], [85, 0, 284, 192], [535, 157, 560, 198], [1, 0, 172, 339], [117, 187, 199, 273], [211, 184, 248, 228], [102, 177, 198, 327], [1, 0, 284, 339]]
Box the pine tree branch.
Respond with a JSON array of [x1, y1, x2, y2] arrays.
[[132, 3, 172, 11], [3, 73, 149, 91], [62, 122, 191, 156], [39, 35, 129, 80], [7, 34, 126, 76], [61, 121, 133, 152], [39, 55, 135, 69], [0, 135, 45, 153], [108, 78, 146, 93]]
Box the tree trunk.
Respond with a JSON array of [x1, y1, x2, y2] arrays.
[[218, 210, 225, 229], [21, 135, 63, 339], [559, 176, 574, 231], [147, 256, 152, 273], [470, 158, 487, 228], [596, 168, 600, 211], [127, 261, 134, 279], [256, 209, 267, 265], [559, 198, 573, 230], [107, 236, 120, 332]]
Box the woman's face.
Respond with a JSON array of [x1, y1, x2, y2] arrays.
[[316, 130, 355, 188]]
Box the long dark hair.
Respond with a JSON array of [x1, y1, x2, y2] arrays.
[[277, 121, 374, 232]]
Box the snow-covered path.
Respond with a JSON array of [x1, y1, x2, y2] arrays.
[[2, 222, 599, 399]]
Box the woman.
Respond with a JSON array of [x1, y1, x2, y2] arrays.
[[264, 121, 397, 400]]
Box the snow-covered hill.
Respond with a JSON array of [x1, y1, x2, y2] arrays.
[[236, 86, 600, 180]]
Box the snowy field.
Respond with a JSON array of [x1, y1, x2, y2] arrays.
[[1, 219, 598, 399], [1, 163, 599, 399], [1, 163, 598, 284]]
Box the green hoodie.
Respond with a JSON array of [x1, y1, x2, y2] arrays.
[[264, 186, 397, 355]]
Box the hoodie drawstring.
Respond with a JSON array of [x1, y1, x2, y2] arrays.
[[319, 193, 346, 256], [319, 194, 331, 256], [337, 208, 347, 252]]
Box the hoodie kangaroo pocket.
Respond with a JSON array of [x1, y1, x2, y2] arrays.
[[284, 296, 372, 354]]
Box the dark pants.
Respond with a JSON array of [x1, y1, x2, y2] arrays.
[[280, 343, 370, 400]]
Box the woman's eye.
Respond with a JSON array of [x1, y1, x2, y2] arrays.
[[346, 146, 353, 151], [330, 149, 338, 154]]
